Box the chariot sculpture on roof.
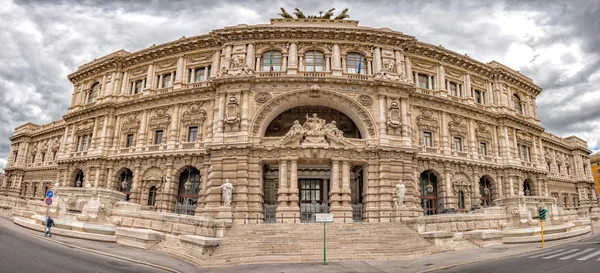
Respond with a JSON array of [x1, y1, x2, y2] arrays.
[[278, 7, 350, 20]]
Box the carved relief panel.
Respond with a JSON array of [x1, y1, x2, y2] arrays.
[[386, 99, 402, 136], [224, 95, 241, 132], [415, 107, 439, 146], [181, 102, 207, 142]]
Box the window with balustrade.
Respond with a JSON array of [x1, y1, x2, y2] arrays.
[[346, 52, 365, 74], [88, 83, 100, 103], [132, 79, 144, 94], [448, 81, 459, 96], [423, 132, 432, 147], [189, 66, 211, 82], [413, 72, 435, 90], [480, 142, 487, 156], [512, 94, 524, 115], [156, 73, 173, 88], [262, 51, 282, 72], [474, 89, 485, 104], [304, 50, 325, 72]]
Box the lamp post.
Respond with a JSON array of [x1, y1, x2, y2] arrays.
[[483, 186, 490, 207], [121, 177, 128, 201], [183, 168, 192, 215]]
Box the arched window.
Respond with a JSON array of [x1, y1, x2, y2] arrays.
[[148, 186, 157, 206], [74, 170, 84, 187], [458, 190, 465, 210], [346, 53, 365, 74], [119, 169, 133, 201], [512, 94, 523, 115], [88, 83, 100, 103], [523, 180, 532, 196], [262, 50, 282, 72], [304, 50, 325, 72], [177, 167, 201, 215]]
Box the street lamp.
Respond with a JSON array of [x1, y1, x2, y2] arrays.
[[426, 180, 434, 193], [183, 167, 192, 215], [159, 176, 165, 212], [483, 186, 490, 207], [121, 177, 129, 201]]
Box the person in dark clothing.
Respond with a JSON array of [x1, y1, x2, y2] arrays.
[[44, 216, 55, 237]]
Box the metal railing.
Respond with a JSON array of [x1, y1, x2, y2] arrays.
[[351, 203, 363, 222], [300, 200, 328, 223], [264, 204, 278, 223]]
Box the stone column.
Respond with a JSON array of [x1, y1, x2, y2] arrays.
[[93, 167, 100, 188], [504, 126, 511, 160], [289, 159, 299, 205], [277, 160, 287, 207], [374, 47, 382, 73], [105, 167, 113, 190], [287, 42, 297, 74], [378, 95, 388, 141], [136, 110, 148, 149], [282, 55, 287, 71], [174, 56, 184, 89], [144, 64, 154, 90], [131, 163, 141, 203], [246, 43, 254, 71], [332, 44, 342, 76], [509, 176, 515, 196], [210, 50, 220, 77], [464, 74, 471, 97], [497, 176, 503, 197], [241, 90, 249, 132], [438, 65, 446, 90], [395, 50, 406, 76], [330, 160, 340, 206], [469, 119, 477, 156], [341, 160, 351, 208], [441, 113, 449, 153]]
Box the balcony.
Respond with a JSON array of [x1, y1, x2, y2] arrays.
[[256, 71, 285, 77], [150, 87, 173, 95], [343, 73, 371, 80], [301, 71, 330, 77]]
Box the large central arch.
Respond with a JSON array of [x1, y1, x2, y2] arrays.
[[251, 89, 377, 139]]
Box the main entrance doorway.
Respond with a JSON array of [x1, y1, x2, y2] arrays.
[[299, 178, 327, 222]]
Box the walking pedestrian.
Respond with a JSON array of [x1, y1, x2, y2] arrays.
[[44, 216, 55, 237]]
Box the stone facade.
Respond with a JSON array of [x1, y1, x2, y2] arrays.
[[592, 154, 600, 196], [1, 18, 596, 225]]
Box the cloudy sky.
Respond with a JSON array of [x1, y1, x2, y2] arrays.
[[1, 0, 599, 172]]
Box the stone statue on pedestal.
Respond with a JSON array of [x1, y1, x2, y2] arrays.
[[393, 181, 406, 208], [219, 179, 234, 207]]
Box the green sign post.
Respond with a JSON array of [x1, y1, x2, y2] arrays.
[[316, 213, 334, 264]]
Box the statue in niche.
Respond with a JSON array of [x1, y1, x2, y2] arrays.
[[219, 179, 234, 207], [278, 7, 293, 18], [394, 182, 406, 208]]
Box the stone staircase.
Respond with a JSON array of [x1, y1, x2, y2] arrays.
[[206, 222, 447, 266]]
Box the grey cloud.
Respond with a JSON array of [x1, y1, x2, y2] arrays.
[[1, 0, 599, 173]]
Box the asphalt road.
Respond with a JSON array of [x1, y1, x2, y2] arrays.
[[0, 224, 169, 273], [431, 234, 600, 273]]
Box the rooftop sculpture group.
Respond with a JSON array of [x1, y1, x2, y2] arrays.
[[279, 7, 349, 20]]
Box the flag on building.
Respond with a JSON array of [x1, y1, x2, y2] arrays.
[[357, 53, 362, 74]]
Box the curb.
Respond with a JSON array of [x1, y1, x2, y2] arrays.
[[2, 220, 181, 273], [417, 230, 594, 273]]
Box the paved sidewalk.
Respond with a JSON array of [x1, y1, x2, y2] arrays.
[[0, 216, 198, 273], [3, 215, 598, 273]]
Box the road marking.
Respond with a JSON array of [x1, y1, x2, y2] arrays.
[[542, 249, 579, 259], [528, 249, 565, 258], [577, 250, 600, 261], [559, 248, 595, 260]]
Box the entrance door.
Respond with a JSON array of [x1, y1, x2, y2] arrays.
[[299, 179, 326, 222], [300, 179, 323, 204]]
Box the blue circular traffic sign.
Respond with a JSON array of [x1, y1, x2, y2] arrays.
[[45, 198, 52, 206], [46, 190, 54, 198]]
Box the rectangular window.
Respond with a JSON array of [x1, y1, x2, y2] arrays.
[[162, 74, 171, 88], [126, 134, 134, 148], [154, 130, 163, 145], [449, 82, 458, 96], [480, 142, 487, 156], [80, 135, 88, 151], [454, 137, 462, 152], [418, 74, 429, 89], [13, 152, 18, 163], [475, 90, 483, 104], [188, 126, 198, 142], [52, 151, 57, 161], [194, 68, 205, 82], [423, 132, 432, 147], [519, 145, 529, 161], [41, 153, 45, 162], [133, 80, 143, 94]]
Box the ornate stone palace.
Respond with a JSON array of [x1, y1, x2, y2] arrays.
[[1, 10, 596, 229]]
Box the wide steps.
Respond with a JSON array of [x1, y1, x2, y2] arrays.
[[207, 222, 436, 266]]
